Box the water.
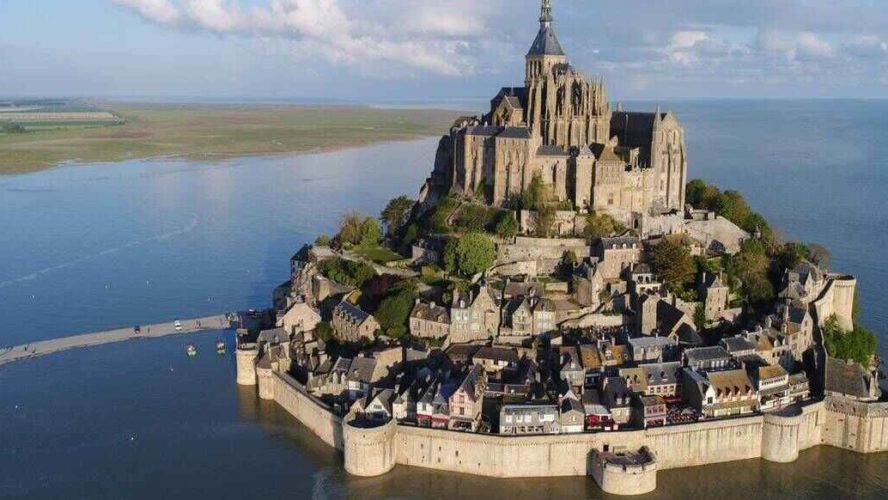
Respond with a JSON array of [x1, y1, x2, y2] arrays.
[[1, 100, 887, 498]]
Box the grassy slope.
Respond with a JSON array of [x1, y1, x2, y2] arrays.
[[0, 104, 459, 175]]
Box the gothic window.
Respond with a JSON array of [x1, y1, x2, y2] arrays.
[[572, 82, 583, 115]]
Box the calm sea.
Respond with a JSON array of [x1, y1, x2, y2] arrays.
[[0, 100, 886, 498]]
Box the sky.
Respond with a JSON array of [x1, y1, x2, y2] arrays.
[[1, 0, 888, 102]]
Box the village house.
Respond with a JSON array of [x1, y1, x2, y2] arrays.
[[683, 368, 758, 418], [277, 301, 322, 336], [684, 346, 733, 372], [332, 299, 380, 343], [409, 300, 451, 339], [345, 357, 379, 400], [602, 376, 633, 428], [582, 390, 612, 430], [721, 336, 757, 359], [560, 398, 586, 433], [745, 360, 791, 412], [595, 236, 643, 281], [450, 285, 501, 343], [698, 272, 730, 323], [473, 346, 520, 377], [357, 388, 395, 422], [500, 404, 561, 435], [449, 365, 487, 432], [559, 346, 587, 391], [627, 335, 678, 363], [620, 362, 682, 402], [632, 394, 667, 428], [825, 357, 882, 403], [416, 379, 438, 427]]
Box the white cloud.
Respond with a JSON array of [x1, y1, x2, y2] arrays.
[[112, 0, 492, 76], [844, 35, 888, 59], [114, 0, 181, 24]]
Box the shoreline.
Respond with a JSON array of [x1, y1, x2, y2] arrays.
[[0, 104, 459, 176], [3, 134, 442, 179]]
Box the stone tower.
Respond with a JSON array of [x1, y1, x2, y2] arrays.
[[524, 0, 611, 149]]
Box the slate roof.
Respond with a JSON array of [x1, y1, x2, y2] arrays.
[[610, 111, 665, 165], [826, 357, 877, 399], [498, 127, 533, 140], [335, 301, 373, 325], [528, 24, 565, 57], [721, 336, 757, 354], [347, 357, 378, 384], [628, 336, 678, 349], [600, 236, 641, 250], [474, 346, 520, 364], [589, 142, 626, 163], [410, 301, 451, 324], [258, 328, 288, 345], [465, 125, 503, 137], [537, 145, 569, 156], [492, 87, 528, 110], [685, 346, 731, 364]]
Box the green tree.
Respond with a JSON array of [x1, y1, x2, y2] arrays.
[[694, 304, 707, 331], [380, 196, 415, 234], [495, 211, 519, 239], [317, 257, 376, 287], [315, 321, 334, 342], [686, 179, 707, 207], [375, 289, 416, 339], [521, 173, 547, 210], [715, 190, 750, 226], [651, 239, 695, 294], [359, 217, 382, 247], [583, 212, 624, 240], [777, 242, 809, 272], [314, 234, 332, 247], [534, 205, 556, 238], [807, 243, 831, 267], [337, 211, 364, 245], [731, 240, 774, 305], [443, 233, 496, 277], [822, 315, 878, 365]]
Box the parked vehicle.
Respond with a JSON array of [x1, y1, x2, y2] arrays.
[[174, 320, 183, 332]]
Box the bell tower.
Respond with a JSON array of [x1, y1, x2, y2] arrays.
[[525, 0, 567, 84]]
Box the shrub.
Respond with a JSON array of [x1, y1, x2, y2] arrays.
[[317, 257, 376, 287], [443, 233, 496, 277], [495, 211, 519, 239], [822, 315, 878, 365]]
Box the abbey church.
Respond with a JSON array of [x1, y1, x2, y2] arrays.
[[425, 1, 688, 219]]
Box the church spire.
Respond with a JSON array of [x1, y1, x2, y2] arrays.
[[540, 0, 553, 27]]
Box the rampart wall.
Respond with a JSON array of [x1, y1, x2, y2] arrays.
[[264, 371, 888, 494]]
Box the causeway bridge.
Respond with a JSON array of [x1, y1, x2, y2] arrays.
[[0, 314, 235, 366]]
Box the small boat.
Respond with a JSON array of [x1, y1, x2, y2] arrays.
[[174, 320, 183, 332], [186, 344, 198, 357], [215, 340, 226, 355]]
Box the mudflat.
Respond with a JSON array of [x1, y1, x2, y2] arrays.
[[0, 104, 458, 175]]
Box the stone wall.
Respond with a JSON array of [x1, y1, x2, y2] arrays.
[[813, 275, 857, 331], [392, 416, 762, 478], [823, 398, 888, 453], [343, 415, 398, 477], [272, 373, 344, 450], [266, 371, 888, 492]]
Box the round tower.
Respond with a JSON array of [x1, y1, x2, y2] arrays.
[[257, 360, 275, 400], [235, 343, 259, 386]]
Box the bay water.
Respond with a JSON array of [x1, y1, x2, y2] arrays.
[[0, 100, 886, 498]]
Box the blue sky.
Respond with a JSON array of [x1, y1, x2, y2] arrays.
[[2, 0, 888, 102]]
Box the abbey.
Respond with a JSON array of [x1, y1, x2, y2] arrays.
[[440, 1, 687, 217]]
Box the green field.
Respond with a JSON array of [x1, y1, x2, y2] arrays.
[[0, 104, 460, 175]]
